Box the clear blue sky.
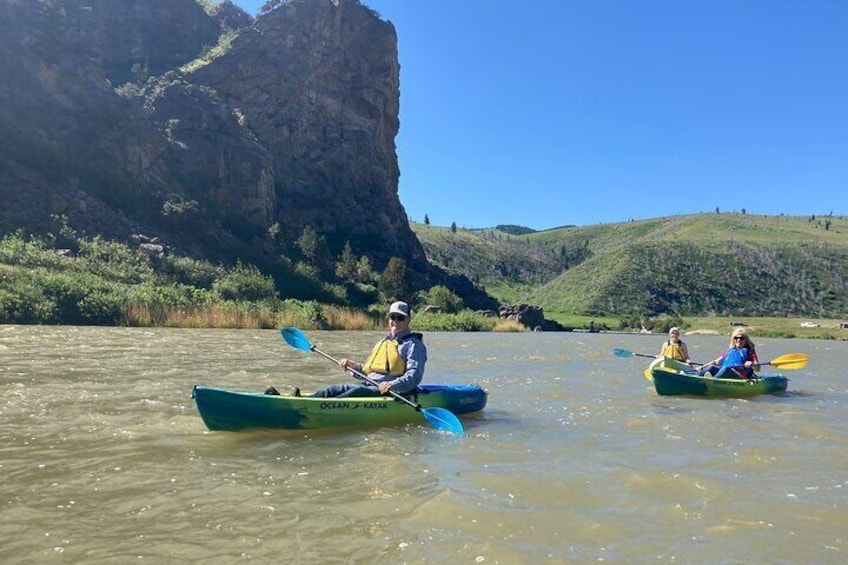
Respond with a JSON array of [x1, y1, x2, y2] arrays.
[[234, 0, 847, 230]]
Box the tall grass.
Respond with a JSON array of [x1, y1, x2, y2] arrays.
[[123, 303, 384, 330], [492, 319, 528, 332], [124, 304, 279, 329]]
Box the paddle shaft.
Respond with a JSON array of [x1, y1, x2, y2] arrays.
[[630, 352, 658, 359], [616, 348, 698, 365], [308, 345, 423, 411]]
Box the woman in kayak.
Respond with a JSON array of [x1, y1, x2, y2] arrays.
[[291, 301, 427, 398], [658, 326, 691, 363], [697, 327, 760, 379]]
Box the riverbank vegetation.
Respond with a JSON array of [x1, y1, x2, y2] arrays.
[[4, 213, 848, 339], [0, 227, 506, 331]]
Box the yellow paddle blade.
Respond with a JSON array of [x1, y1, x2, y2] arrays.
[[766, 353, 808, 370]]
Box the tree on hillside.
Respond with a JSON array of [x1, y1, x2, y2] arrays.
[[424, 214, 430, 226], [557, 239, 592, 271], [296, 225, 332, 274], [335, 241, 357, 280], [379, 257, 411, 302], [450, 221, 457, 233], [356, 255, 374, 284]]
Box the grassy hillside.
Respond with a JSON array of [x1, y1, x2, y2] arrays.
[[414, 213, 848, 321], [409, 223, 560, 286]]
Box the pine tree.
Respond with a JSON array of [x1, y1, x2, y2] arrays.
[[335, 241, 357, 280], [379, 257, 410, 302]]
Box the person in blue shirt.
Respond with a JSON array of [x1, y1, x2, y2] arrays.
[[697, 327, 760, 379]]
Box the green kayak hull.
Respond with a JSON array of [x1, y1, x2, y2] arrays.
[[651, 367, 789, 398], [192, 383, 488, 431], [643, 358, 692, 381]]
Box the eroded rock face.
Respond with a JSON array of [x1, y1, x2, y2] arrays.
[[190, 0, 428, 272], [0, 0, 427, 276]]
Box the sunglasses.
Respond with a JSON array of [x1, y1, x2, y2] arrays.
[[733, 336, 746, 341], [389, 314, 407, 322]]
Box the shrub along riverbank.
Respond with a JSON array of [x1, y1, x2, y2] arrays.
[[1, 229, 844, 338], [0, 229, 525, 331]]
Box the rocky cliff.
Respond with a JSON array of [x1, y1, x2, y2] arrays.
[[0, 0, 494, 305]]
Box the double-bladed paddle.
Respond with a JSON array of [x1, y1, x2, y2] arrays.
[[613, 348, 697, 381], [280, 327, 464, 435], [612, 348, 658, 360], [758, 353, 808, 370], [614, 347, 808, 370]]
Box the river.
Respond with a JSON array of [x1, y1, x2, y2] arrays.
[[1, 326, 845, 563]]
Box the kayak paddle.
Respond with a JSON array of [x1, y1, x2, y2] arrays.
[[759, 353, 808, 370], [280, 327, 464, 435], [612, 348, 656, 360]]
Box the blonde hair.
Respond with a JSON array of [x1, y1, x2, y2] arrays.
[[729, 327, 755, 350]]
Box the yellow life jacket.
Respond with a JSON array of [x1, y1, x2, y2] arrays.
[[663, 341, 687, 362], [363, 338, 407, 376]]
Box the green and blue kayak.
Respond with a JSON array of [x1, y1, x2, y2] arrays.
[[192, 383, 488, 431], [646, 358, 789, 398], [643, 358, 693, 381]]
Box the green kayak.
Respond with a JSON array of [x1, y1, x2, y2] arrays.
[[647, 359, 789, 398], [643, 358, 692, 381], [192, 383, 488, 431]]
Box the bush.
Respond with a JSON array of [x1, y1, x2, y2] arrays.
[[212, 262, 277, 302], [78, 288, 126, 325], [77, 236, 154, 283], [422, 285, 464, 314], [128, 281, 213, 310], [0, 231, 66, 269], [412, 310, 497, 332], [279, 299, 328, 329], [158, 255, 224, 288], [651, 316, 686, 334], [0, 283, 53, 324]]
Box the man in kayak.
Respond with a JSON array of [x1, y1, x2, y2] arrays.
[[697, 327, 760, 379], [296, 301, 427, 398]]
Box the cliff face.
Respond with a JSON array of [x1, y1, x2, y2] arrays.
[[0, 0, 431, 279], [190, 0, 425, 270]]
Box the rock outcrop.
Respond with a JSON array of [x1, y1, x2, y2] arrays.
[[0, 0, 453, 298]]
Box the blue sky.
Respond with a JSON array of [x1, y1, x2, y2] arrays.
[[233, 1, 847, 230]]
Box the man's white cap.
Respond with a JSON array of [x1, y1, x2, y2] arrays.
[[388, 301, 410, 318]]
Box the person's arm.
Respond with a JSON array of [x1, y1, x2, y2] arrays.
[[745, 350, 760, 370], [681, 342, 692, 363], [699, 351, 724, 370], [658, 342, 668, 357]]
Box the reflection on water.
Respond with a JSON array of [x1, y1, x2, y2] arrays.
[[1, 326, 847, 563]]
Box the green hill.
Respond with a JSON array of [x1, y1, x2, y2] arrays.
[[413, 213, 848, 320]]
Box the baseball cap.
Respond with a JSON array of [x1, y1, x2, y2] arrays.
[[388, 301, 410, 318]]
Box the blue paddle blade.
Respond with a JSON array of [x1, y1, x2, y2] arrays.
[[612, 348, 634, 358], [422, 407, 464, 435], [280, 327, 312, 352]]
